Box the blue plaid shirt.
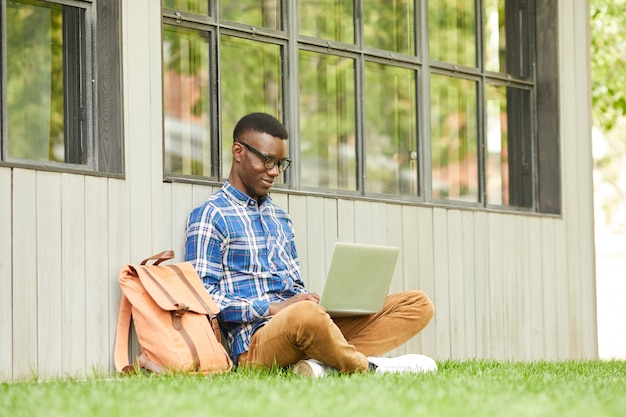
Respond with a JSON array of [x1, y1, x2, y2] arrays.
[[185, 181, 308, 363]]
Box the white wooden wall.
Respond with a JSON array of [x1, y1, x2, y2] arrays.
[[0, 0, 597, 379]]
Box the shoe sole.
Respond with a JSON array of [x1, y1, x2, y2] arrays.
[[292, 360, 316, 377]]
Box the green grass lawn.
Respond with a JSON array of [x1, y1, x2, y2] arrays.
[[2, 360, 625, 417]]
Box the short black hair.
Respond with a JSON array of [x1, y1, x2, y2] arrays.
[[233, 112, 289, 141]]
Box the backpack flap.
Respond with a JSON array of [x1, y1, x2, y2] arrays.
[[131, 262, 220, 317]]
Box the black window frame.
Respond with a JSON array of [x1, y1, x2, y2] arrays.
[[0, 0, 124, 176], [161, 0, 561, 214]]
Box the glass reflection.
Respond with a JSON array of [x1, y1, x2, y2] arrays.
[[363, 0, 414, 55], [163, 26, 212, 177], [162, 0, 208, 15], [429, 0, 476, 67], [298, 0, 353, 43], [221, 0, 281, 30], [484, 0, 531, 78], [485, 83, 508, 205], [485, 84, 532, 207], [220, 35, 282, 179], [484, 0, 506, 73], [430, 74, 478, 201], [364, 62, 417, 195], [7, 1, 82, 164], [299, 51, 356, 190]]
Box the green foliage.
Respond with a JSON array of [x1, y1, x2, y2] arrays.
[[591, 1, 626, 130], [2, 360, 625, 417], [591, 0, 626, 229]]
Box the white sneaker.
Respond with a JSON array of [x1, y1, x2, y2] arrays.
[[292, 359, 337, 377], [368, 354, 438, 374]]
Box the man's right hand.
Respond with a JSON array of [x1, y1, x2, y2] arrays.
[[268, 292, 320, 316]]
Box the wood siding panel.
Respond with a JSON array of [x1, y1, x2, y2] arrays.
[[432, 208, 451, 359], [563, 220, 583, 358], [304, 197, 326, 293], [322, 198, 338, 267], [153, 183, 173, 257], [527, 216, 545, 360], [447, 210, 466, 359], [554, 220, 571, 359], [560, 0, 598, 359], [400, 205, 421, 354], [12, 169, 38, 377], [515, 216, 533, 361], [172, 183, 194, 260], [288, 195, 308, 284], [269, 191, 289, 213], [354, 201, 372, 243], [501, 215, 519, 359], [385, 204, 404, 294], [541, 217, 558, 360], [401, 206, 420, 291], [85, 176, 111, 371], [61, 174, 87, 374], [321, 198, 338, 290], [417, 207, 437, 358], [126, 0, 153, 263], [473, 211, 491, 358], [0, 168, 12, 379], [461, 210, 477, 359], [107, 179, 131, 368], [488, 213, 505, 359], [337, 199, 355, 242], [36, 172, 63, 376], [385, 204, 407, 357], [369, 202, 387, 244]]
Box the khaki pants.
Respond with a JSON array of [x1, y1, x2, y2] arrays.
[[238, 290, 434, 373]]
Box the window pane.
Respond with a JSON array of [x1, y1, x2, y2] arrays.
[[484, 0, 531, 78], [298, 0, 353, 43], [299, 51, 356, 191], [6, 1, 84, 164], [430, 74, 478, 201], [486, 85, 532, 207], [220, 36, 282, 179], [221, 0, 280, 30], [485, 84, 508, 205], [484, 0, 506, 73], [163, 25, 212, 177], [364, 62, 417, 195], [363, 0, 414, 55], [162, 0, 208, 15], [429, 0, 476, 67]]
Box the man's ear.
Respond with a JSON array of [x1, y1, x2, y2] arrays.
[[232, 142, 243, 163]]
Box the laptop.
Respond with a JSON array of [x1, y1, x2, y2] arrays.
[[319, 242, 400, 318]]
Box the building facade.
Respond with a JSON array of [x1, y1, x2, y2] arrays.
[[0, 0, 597, 379]]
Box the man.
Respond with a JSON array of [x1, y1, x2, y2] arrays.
[[185, 112, 436, 376]]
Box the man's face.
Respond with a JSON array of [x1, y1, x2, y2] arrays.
[[232, 130, 288, 200]]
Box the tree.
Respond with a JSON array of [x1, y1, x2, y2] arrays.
[[591, 0, 626, 231]]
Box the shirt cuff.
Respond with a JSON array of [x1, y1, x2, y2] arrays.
[[253, 299, 272, 318]]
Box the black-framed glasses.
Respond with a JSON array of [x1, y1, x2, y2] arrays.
[[236, 141, 292, 172]]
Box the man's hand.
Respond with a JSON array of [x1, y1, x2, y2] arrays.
[[268, 292, 320, 316]]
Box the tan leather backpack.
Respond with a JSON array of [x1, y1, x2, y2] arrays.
[[114, 251, 232, 375]]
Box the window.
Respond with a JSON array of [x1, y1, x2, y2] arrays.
[[0, 0, 123, 175], [162, 0, 560, 213]]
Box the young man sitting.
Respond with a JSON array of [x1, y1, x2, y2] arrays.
[[185, 112, 437, 376]]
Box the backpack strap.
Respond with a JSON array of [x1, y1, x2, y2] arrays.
[[113, 294, 133, 373], [113, 295, 175, 374], [137, 352, 168, 374]]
